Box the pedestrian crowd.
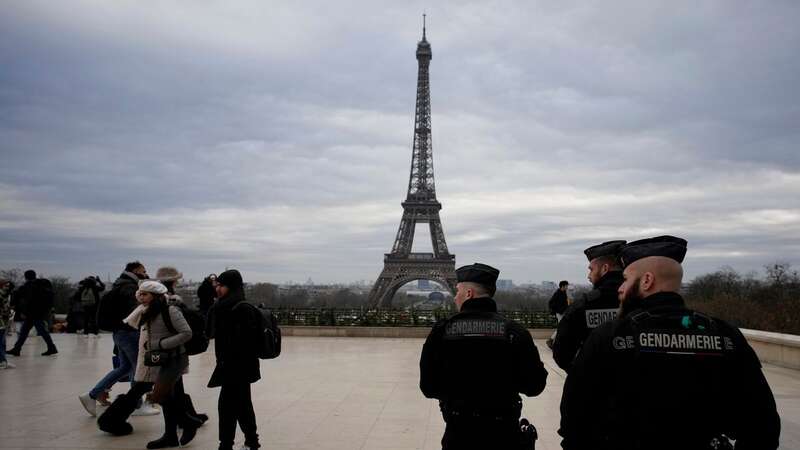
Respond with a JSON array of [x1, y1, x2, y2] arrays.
[[0, 235, 784, 450], [1, 262, 269, 450]]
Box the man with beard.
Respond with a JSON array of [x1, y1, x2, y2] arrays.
[[552, 240, 625, 371], [559, 236, 780, 450], [420, 263, 548, 450]]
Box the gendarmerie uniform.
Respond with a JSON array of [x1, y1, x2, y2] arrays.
[[552, 240, 626, 371], [420, 263, 548, 450], [559, 236, 780, 450]]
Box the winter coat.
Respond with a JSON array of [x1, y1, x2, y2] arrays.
[[125, 302, 192, 383], [206, 289, 261, 387], [548, 289, 569, 316], [97, 272, 141, 332], [13, 278, 54, 321]]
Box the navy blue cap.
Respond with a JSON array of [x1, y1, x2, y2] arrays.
[[584, 240, 627, 261], [619, 236, 688, 268], [456, 263, 500, 291]]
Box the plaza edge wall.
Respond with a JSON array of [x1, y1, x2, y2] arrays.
[[282, 326, 800, 370]]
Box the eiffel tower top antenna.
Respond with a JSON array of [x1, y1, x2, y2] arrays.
[[422, 13, 426, 40]]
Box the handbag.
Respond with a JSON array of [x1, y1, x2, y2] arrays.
[[144, 349, 172, 367]]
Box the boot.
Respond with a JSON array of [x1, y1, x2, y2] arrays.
[[97, 393, 138, 436], [183, 393, 208, 424], [146, 434, 179, 449]]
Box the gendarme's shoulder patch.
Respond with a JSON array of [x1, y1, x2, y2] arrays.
[[585, 308, 618, 328], [444, 319, 507, 340]]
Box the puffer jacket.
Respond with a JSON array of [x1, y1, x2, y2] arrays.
[[126, 303, 192, 383]]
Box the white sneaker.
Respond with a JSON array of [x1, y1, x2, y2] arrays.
[[131, 402, 161, 416], [78, 393, 96, 416], [0, 361, 15, 369]]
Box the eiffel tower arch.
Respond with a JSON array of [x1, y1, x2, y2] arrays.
[[368, 19, 457, 307]]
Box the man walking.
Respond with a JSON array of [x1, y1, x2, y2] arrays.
[[546, 280, 569, 349], [79, 261, 158, 417], [6, 270, 58, 356], [206, 269, 263, 450], [420, 263, 548, 449]]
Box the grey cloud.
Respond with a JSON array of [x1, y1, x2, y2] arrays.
[[1, 0, 799, 284]]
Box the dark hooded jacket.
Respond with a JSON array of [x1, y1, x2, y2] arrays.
[[97, 272, 140, 332], [13, 278, 54, 321], [206, 287, 261, 387]]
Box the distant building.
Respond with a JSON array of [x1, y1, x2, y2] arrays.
[[496, 279, 514, 291]]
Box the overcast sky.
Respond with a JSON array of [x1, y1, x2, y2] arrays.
[[1, 1, 799, 286]]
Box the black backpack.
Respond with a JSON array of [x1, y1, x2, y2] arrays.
[[235, 302, 281, 359], [162, 304, 210, 356]]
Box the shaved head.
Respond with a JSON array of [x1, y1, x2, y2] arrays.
[[617, 256, 684, 315]]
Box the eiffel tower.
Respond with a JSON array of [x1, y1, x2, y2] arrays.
[[368, 18, 457, 307]]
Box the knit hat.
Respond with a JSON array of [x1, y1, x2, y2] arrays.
[[137, 280, 168, 295], [216, 269, 244, 290], [155, 266, 183, 282]]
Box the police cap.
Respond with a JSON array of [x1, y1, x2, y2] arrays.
[[584, 240, 627, 262], [619, 236, 688, 268], [456, 263, 500, 292]]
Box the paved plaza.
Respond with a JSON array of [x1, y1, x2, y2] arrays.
[[0, 334, 798, 449]]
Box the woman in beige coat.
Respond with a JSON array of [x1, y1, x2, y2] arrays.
[[97, 280, 200, 448]]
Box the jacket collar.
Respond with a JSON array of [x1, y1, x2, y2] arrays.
[[460, 297, 498, 313], [216, 288, 245, 310], [594, 270, 623, 289], [636, 291, 685, 311]]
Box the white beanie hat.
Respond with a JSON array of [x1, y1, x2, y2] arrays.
[[137, 280, 168, 295]]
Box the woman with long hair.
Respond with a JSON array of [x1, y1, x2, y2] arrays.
[[97, 280, 201, 448]]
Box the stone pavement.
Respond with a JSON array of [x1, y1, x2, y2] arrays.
[[0, 334, 798, 449]]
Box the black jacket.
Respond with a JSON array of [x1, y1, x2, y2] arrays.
[[552, 271, 623, 371], [97, 272, 139, 332], [549, 289, 569, 315], [196, 279, 215, 315], [420, 297, 548, 412], [559, 292, 780, 450], [206, 289, 261, 387], [13, 278, 54, 321]]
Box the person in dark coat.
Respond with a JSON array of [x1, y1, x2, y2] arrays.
[[196, 274, 216, 318], [559, 236, 781, 450], [6, 270, 58, 356], [73, 276, 105, 336], [552, 240, 625, 371], [546, 280, 570, 349], [206, 269, 262, 450], [80, 261, 160, 418], [420, 263, 548, 450]]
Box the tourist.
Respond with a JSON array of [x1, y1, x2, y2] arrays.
[[155, 266, 209, 426], [79, 261, 159, 417], [206, 269, 262, 450], [0, 276, 14, 369], [74, 275, 105, 336], [6, 270, 58, 357], [196, 274, 216, 318], [97, 280, 200, 447], [559, 236, 781, 449], [546, 280, 570, 349], [420, 263, 548, 449], [552, 240, 625, 371]]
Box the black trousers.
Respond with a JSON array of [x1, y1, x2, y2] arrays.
[[159, 377, 189, 437], [442, 417, 522, 450], [219, 382, 259, 449], [83, 304, 98, 334]]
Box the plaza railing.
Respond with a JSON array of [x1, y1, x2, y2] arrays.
[[270, 308, 557, 328]]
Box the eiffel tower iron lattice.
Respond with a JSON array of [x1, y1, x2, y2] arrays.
[[368, 20, 457, 307]]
